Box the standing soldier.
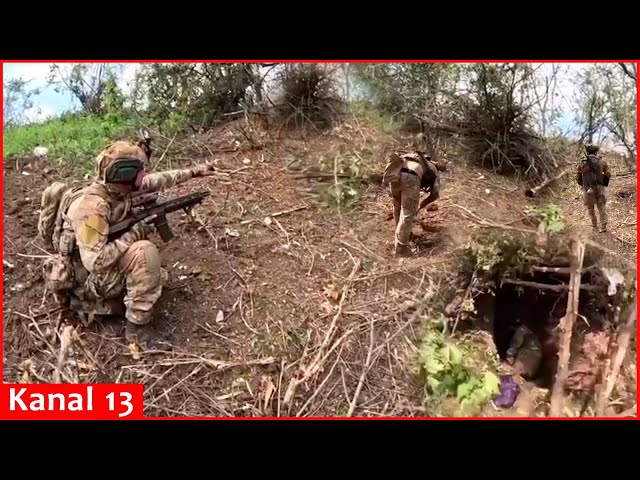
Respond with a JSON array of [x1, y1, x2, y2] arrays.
[[382, 145, 447, 257], [577, 144, 611, 233]]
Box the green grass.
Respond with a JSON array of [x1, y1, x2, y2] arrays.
[[3, 114, 137, 171]]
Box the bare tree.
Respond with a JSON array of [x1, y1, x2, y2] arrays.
[[531, 63, 563, 136], [573, 67, 609, 144], [618, 63, 637, 83], [47, 63, 124, 115]]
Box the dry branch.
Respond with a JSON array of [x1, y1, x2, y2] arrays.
[[239, 205, 308, 225], [549, 240, 585, 416], [156, 355, 276, 372], [282, 259, 361, 407], [501, 278, 603, 292], [524, 165, 574, 198], [347, 314, 375, 417], [413, 114, 462, 136], [595, 294, 637, 416], [53, 325, 75, 383]]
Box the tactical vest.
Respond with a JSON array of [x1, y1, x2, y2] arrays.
[[580, 155, 605, 188]]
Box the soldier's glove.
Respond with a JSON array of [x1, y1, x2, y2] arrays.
[[191, 162, 216, 177], [129, 215, 158, 241]]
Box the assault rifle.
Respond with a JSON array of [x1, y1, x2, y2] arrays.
[[582, 154, 605, 201], [108, 190, 210, 242]]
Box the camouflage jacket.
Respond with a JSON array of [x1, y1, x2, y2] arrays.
[[63, 168, 196, 277]]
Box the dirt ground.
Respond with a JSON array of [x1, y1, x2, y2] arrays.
[[2, 118, 637, 417]]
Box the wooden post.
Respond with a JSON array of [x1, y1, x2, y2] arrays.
[[549, 240, 585, 416], [595, 293, 637, 416]]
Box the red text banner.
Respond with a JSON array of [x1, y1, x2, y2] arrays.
[[0, 383, 144, 420]]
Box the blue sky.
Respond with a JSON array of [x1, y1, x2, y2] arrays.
[[3, 63, 138, 122], [3, 62, 586, 136], [3, 63, 76, 119]]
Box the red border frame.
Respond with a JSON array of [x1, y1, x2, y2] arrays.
[[1, 59, 638, 420]]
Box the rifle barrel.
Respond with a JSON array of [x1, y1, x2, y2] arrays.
[[108, 190, 210, 241]]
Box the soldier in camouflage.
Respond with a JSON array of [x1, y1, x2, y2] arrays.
[[388, 148, 445, 257], [40, 138, 216, 346], [576, 144, 611, 233], [506, 323, 542, 380]]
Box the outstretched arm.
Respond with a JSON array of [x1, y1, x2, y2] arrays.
[[139, 163, 216, 193]]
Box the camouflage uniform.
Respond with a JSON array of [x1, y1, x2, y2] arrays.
[[40, 140, 214, 343], [507, 324, 542, 379], [388, 150, 440, 257], [576, 145, 610, 233]]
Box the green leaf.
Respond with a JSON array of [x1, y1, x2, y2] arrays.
[[456, 381, 475, 400], [426, 376, 441, 391], [449, 345, 464, 365], [481, 371, 501, 395], [439, 374, 458, 395], [424, 358, 445, 375]]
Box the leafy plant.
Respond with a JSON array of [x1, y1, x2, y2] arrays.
[[418, 330, 501, 413], [461, 231, 529, 276], [525, 203, 565, 232], [317, 183, 361, 209], [315, 154, 368, 210]]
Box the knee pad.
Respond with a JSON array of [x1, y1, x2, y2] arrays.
[[129, 240, 161, 276]]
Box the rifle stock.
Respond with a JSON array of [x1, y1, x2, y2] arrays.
[[108, 190, 210, 242]]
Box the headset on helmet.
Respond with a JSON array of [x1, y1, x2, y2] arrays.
[[96, 141, 147, 184]]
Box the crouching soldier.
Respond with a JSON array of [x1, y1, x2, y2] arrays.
[[38, 136, 216, 346]]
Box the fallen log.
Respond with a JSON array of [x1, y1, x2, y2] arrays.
[[525, 166, 574, 198], [413, 114, 464, 136]]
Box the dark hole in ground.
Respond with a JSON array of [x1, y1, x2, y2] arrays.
[[460, 268, 614, 390]]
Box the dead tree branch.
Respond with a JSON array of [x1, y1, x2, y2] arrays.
[[524, 165, 574, 197]]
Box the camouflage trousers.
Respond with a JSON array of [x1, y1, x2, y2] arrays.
[[390, 171, 421, 253], [583, 188, 607, 229], [79, 240, 163, 325]]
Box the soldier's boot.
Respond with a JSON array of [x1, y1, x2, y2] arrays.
[[125, 321, 160, 349], [395, 244, 411, 258], [124, 306, 162, 349]]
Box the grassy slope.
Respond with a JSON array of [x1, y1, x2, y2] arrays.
[[3, 115, 138, 175]]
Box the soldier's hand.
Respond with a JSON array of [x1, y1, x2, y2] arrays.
[[142, 214, 159, 226], [191, 162, 216, 177], [132, 215, 157, 239]]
